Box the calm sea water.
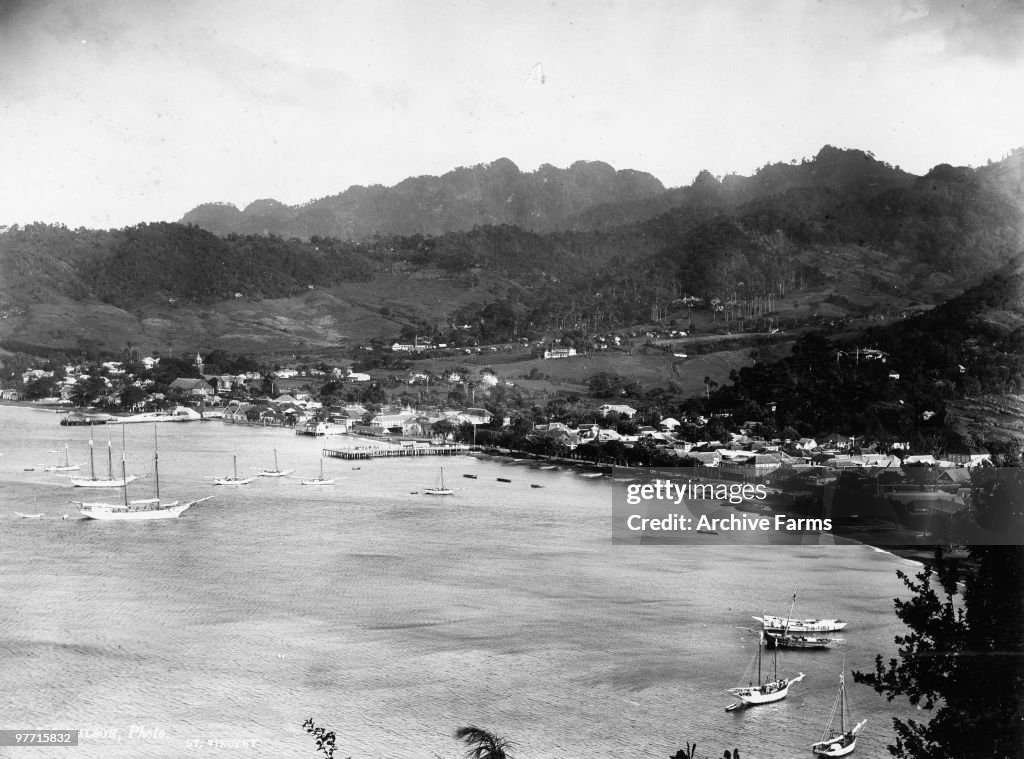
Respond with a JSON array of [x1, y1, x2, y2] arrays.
[[0, 405, 924, 758]]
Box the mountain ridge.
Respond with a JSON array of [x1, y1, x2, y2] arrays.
[[181, 158, 667, 238], [2, 145, 1021, 360], [181, 146, 928, 239]]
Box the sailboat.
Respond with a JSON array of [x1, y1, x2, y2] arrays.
[[765, 593, 837, 650], [753, 591, 846, 633], [256, 449, 294, 477], [77, 427, 212, 520], [301, 458, 334, 486], [725, 629, 805, 709], [214, 454, 255, 485], [811, 671, 867, 756], [423, 465, 453, 495], [70, 427, 140, 487], [44, 442, 79, 472]]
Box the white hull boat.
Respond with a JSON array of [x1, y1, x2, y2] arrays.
[[754, 593, 846, 633], [753, 615, 847, 633], [215, 454, 255, 485], [301, 459, 334, 485], [423, 465, 453, 495], [257, 449, 293, 477], [77, 427, 213, 520], [811, 671, 866, 756], [725, 629, 804, 709], [44, 443, 79, 472]]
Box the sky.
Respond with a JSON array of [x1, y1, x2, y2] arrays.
[[1, 0, 1023, 229]]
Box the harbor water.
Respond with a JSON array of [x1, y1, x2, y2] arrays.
[[0, 405, 923, 758]]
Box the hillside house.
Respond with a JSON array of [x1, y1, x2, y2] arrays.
[[945, 445, 992, 468], [456, 407, 493, 426], [543, 348, 576, 359], [719, 453, 783, 478], [204, 374, 240, 394], [222, 403, 253, 422], [677, 450, 721, 467], [599, 404, 637, 418]]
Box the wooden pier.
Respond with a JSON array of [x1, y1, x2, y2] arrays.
[[322, 443, 471, 460]]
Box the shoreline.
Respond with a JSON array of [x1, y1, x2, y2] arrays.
[[2, 403, 976, 571], [470, 447, 965, 569]]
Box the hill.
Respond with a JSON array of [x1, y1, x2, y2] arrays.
[[2, 146, 1022, 368], [713, 256, 1024, 449]]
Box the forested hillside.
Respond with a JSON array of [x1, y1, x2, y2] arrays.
[[1, 145, 1022, 356], [712, 257, 1024, 449]]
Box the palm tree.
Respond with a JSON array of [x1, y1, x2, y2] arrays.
[[454, 725, 515, 759]]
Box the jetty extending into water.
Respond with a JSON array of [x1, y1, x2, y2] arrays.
[[323, 443, 471, 460]]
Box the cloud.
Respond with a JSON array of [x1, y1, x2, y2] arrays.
[[893, 0, 1024, 60]]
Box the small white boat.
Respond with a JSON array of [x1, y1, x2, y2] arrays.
[[14, 512, 44, 519], [43, 442, 79, 472], [725, 630, 804, 709], [764, 593, 839, 649], [754, 615, 847, 633], [256, 449, 294, 478], [812, 670, 866, 756], [301, 459, 334, 486], [214, 454, 256, 486], [423, 466, 453, 496], [579, 472, 604, 478], [754, 592, 847, 632]]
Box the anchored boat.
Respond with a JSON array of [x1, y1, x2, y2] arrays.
[[725, 629, 804, 709], [78, 427, 212, 520], [811, 670, 866, 756], [423, 466, 453, 495]]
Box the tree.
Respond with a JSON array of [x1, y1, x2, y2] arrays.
[[853, 546, 1024, 758], [69, 375, 108, 407], [302, 717, 336, 758], [119, 385, 147, 410], [431, 419, 457, 438], [22, 375, 57, 400], [671, 744, 740, 759], [453, 725, 514, 759]]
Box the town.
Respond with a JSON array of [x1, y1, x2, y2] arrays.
[[4, 341, 1013, 546]]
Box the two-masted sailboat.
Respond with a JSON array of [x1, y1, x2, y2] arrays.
[[725, 629, 805, 710], [811, 671, 867, 756], [764, 593, 838, 650], [752, 591, 847, 634], [70, 428, 140, 488], [76, 427, 212, 520]]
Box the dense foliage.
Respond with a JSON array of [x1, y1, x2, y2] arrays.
[[710, 262, 1024, 446], [854, 545, 1024, 758]]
